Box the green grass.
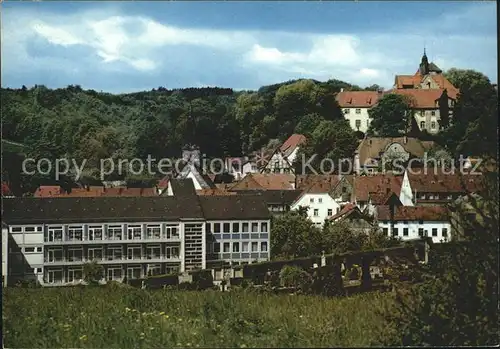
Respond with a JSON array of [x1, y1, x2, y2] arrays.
[[2, 285, 395, 348]]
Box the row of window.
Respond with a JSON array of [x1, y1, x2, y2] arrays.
[[211, 241, 268, 253], [44, 245, 181, 262], [344, 108, 363, 114], [207, 222, 268, 234], [312, 208, 341, 217], [420, 121, 437, 129], [383, 227, 448, 237], [42, 224, 180, 242], [417, 193, 454, 200], [211, 233, 268, 240]]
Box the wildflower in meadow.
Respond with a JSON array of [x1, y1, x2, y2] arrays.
[[125, 307, 131, 312]]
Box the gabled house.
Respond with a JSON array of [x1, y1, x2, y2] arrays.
[[351, 174, 414, 214], [407, 171, 483, 206], [224, 157, 259, 180], [290, 182, 342, 227], [335, 90, 383, 133], [175, 145, 216, 190], [328, 203, 374, 234], [375, 205, 451, 243], [262, 134, 306, 174], [354, 136, 435, 174], [330, 175, 354, 203]]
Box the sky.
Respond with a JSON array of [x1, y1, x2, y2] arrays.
[[1, 1, 497, 93]]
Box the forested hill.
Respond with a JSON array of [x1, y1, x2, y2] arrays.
[[1, 79, 373, 174]]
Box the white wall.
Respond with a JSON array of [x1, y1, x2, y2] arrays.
[[185, 171, 203, 190], [378, 220, 451, 243], [2, 226, 8, 286], [343, 108, 372, 133], [291, 193, 341, 227], [400, 171, 414, 206]]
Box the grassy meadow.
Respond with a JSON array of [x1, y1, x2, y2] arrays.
[[2, 285, 396, 348]]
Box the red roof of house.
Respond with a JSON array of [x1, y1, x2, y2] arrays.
[[377, 205, 449, 221], [335, 91, 382, 108], [352, 175, 403, 202], [295, 174, 341, 190], [280, 134, 306, 158], [389, 88, 455, 109], [1, 182, 13, 197], [196, 189, 237, 196], [329, 203, 357, 221], [34, 186, 65, 198], [229, 173, 295, 191], [407, 172, 483, 193]]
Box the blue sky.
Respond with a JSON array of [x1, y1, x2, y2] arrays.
[[2, 1, 497, 93]]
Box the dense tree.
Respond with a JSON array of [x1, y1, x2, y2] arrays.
[[367, 94, 413, 137], [444, 68, 493, 91], [295, 119, 358, 174]]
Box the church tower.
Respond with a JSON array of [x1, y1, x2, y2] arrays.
[[419, 48, 430, 76]]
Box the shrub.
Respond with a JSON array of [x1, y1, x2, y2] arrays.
[[279, 265, 311, 290]]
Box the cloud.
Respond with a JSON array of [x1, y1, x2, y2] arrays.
[[1, 2, 497, 92]]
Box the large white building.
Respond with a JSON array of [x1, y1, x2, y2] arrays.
[[335, 90, 383, 133], [2, 179, 271, 286], [376, 205, 451, 243]]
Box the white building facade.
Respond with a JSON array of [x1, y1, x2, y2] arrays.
[[291, 193, 341, 227]]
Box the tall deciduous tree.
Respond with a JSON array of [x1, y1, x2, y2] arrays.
[[367, 94, 412, 137]]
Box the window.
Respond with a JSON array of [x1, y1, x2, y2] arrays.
[[393, 228, 399, 236], [127, 266, 142, 280], [11, 227, 22, 233], [232, 242, 240, 253], [107, 266, 122, 281], [165, 225, 179, 239], [36, 268, 42, 273], [223, 223, 231, 233], [213, 223, 221, 233], [418, 228, 424, 237], [147, 264, 162, 277], [432, 228, 438, 237], [431, 121, 436, 129], [223, 242, 230, 253], [205, 223, 211, 233], [24, 247, 36, 253], [165, 246, 179, 259], [310, 198, 314, 203], [67, 248, 83, 262], [420, 121, 425, 129], [327, 209, 333, 216], [383, 228, 388, 235], [107, 246, 122, 261], [47, 269, 63, 284], [355, 109, 361, 114], [318, 198, 323, 203], [261, 242, 268, 252], [127, 225, 142, 240], [67, 226, 83, 241], [36, 247, 42, 252], [355, 119, 361, 129], [127, 246, 142, 260], [344, 109, 350, 114], [251, 223, 259, 232], [232, 222, 240, 232], [242, 223, 249, 232], [213, 243, 221, 253], [46, 226, 63, 242], [261, 222, 268, 232], [314, 209, 319, 216], [25, 227, 35, 232], [146, 245, 161, 259], [431, 111, 436, 116], [88, 247, 103, 261], [251, 242, 259, 252], [106, 225, 122, 241], [403, 228, 409, 236], [146, 224, 161, 239], [242, 242, 249, 252], [342, 187, 347, 193], [67, 268, 83, 283], [442, 228, 448, 237]]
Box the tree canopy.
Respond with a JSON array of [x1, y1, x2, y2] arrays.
[[367, 93, 413, 137]]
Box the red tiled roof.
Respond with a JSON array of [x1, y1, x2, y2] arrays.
[[229, 173, 295, 191], [353, 175, 403, 202], [335, 91, 382, 108], [329, 203, 357, 221], [407, 172, 483, 193], [377, 205, 449, 221], [295, 174, 341, 190], [390, 88, 454, 109], [394, 74, 422, 89], [34, 186, 64, 198], [280, 134, 306, 158]]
